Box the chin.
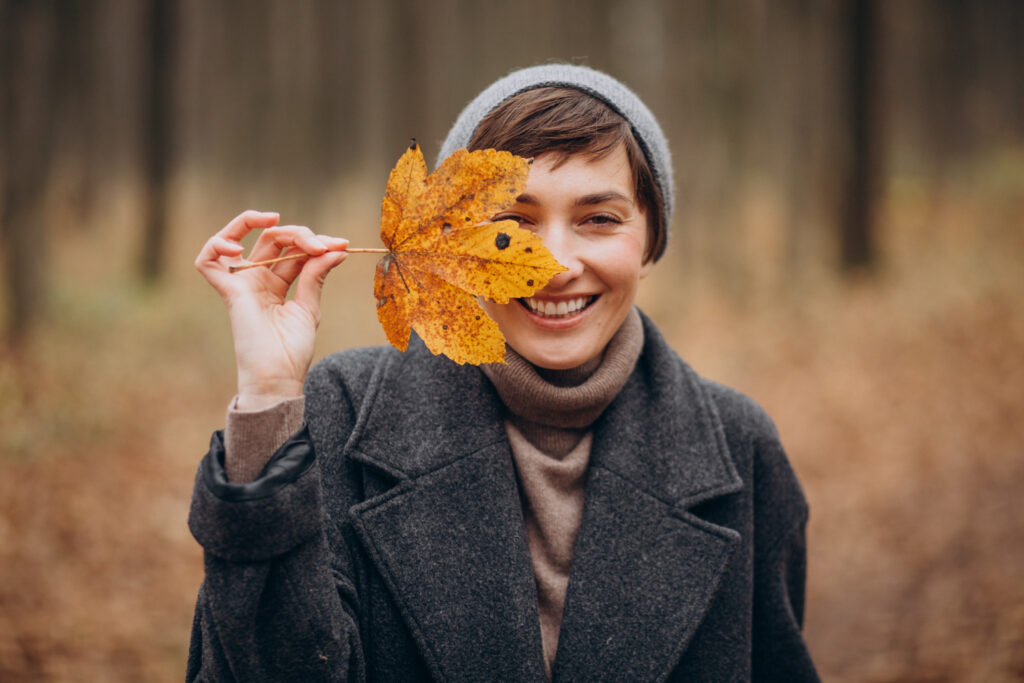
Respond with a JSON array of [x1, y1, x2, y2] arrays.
[[509, 340, 597, 371]]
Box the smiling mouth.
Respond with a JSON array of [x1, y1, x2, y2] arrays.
[[518, 296, 597, 318]]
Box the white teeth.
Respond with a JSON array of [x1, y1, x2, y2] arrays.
[[523, 296, 592, 318]]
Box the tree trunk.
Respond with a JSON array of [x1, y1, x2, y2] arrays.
[[140, 0, 176, 283], [1, 0, 60, 342], [839, 0, 880, 271]]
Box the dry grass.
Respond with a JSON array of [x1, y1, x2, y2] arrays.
[[1, 163, 1022, 681]]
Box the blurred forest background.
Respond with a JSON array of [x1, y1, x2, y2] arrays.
[[1, 0, 1022, 680]]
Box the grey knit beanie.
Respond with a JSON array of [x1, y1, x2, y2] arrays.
[[438, 63, 673, 261]]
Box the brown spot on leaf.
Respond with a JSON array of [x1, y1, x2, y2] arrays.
[[495, 233, 511, 250]]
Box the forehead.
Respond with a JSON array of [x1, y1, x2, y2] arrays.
[[523, 146, 635, 198]]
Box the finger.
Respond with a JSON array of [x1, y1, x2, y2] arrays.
[[212, 236, 245, 257], [195, 211, 277, 272], [267, 247, 310, 283], [248, 225, 327, 262], [195, 235, 242, 267], [292, 250, 349, 321], [267, 235, 349, 286], [195, 240, 249, 297], [317, 234, 350, 252], [218, 209, 280, 243]]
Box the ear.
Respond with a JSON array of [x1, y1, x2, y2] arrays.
[[639, 257, 655, 280]]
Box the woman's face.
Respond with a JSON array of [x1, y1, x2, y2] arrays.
[[481, 144, 652, 370]]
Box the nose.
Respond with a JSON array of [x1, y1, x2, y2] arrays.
[[539, 223, 583, 290]]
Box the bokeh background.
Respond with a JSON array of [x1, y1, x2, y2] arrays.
[[2, 1, 1023, 680]]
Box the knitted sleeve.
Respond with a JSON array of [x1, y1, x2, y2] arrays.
[[223, 395, 305, 482]]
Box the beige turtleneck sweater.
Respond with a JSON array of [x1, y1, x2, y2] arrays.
[[223, 308, 645, 678]]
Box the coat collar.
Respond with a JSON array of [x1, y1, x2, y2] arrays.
[[346, 311, 743, 681]]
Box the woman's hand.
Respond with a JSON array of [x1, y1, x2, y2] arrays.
[[195, 210, 349, 410]]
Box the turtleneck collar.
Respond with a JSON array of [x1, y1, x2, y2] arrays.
[[480, 307, 644, 456]]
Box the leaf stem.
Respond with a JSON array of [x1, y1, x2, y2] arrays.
[[228, 248, 388, 272]]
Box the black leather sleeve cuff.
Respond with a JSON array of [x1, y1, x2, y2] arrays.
[[188, 427, 323, 562]]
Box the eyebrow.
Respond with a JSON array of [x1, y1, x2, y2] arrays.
[[514, 191, 633, 207]]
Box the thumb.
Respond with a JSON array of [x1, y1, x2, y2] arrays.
[[292, 250, 348, 323]]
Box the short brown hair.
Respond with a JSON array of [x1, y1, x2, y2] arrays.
[[466, 87, 666, 263]]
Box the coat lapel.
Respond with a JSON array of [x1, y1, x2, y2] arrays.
[[346, 344, 546, 682], [343, 314, 744, 681], [552, 317, 744, 682]]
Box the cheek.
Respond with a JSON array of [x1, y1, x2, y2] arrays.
[[478, 297, 512, 323], [595, 239, 648, 292]]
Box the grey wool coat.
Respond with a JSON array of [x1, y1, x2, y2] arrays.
[[187, 312, 820, 682]]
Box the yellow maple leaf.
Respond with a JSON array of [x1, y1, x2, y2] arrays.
[[374, 142, 566, 365]]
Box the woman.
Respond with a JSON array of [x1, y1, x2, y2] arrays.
[[188, 64, 819, 681]]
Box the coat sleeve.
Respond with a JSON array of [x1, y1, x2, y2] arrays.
[[749, 432, 820, 682], [185, 427, 365, 682]]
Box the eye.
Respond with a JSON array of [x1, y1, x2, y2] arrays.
[[584, 213, 622, 227]]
